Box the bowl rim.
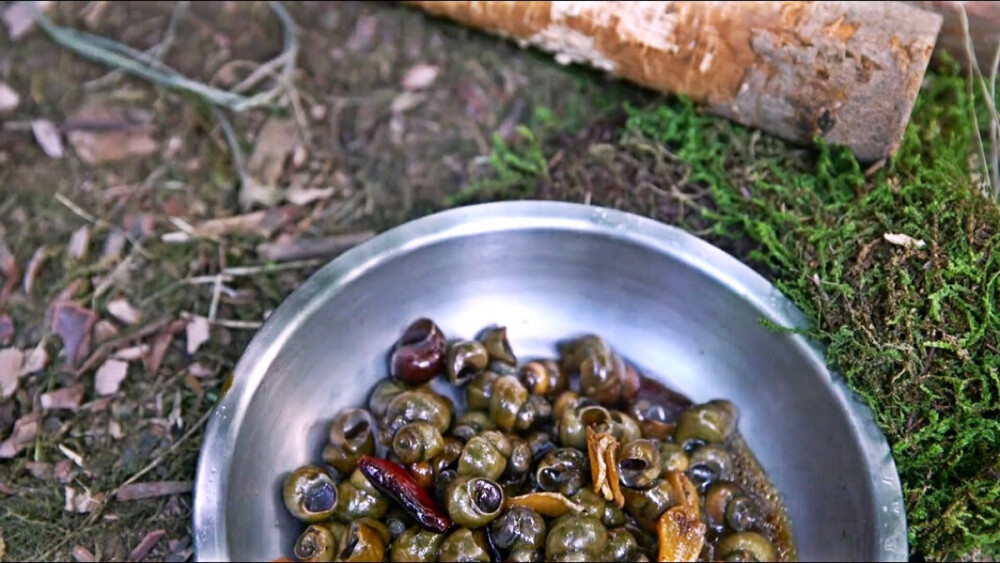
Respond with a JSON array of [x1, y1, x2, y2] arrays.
[[192, 200, 908, 561]]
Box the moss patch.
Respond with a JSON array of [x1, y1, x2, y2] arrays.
[[464, 66, 1000, 559]]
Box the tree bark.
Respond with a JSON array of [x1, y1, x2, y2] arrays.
[[408, 1, 943, 162]]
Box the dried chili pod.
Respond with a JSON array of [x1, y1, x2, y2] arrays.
[[357, 454, 453, 533]]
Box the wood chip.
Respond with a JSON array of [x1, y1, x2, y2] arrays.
[[31, 119, 64, 158], [0, 412, 40, 458], [94, 358, 128, 396], [68, 226, 91, 260], [0, 81, 19, 113], [116, 480, 193, 501], [256, 231, 376, 262], [40, 383, 85, 411], [129, 529, 166, 562], [186, 316, 210, 355], [883, 232, 926, 249], [0, 347, 24, 399], [72, 544, 97, 563], [107, 296, 143, 325], [401, 63, 440, 91]]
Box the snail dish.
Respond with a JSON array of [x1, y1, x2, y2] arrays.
[[278, 319, 797, 562]]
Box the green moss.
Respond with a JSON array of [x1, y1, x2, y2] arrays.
[[621, 71, 1000, 559], [466, 64, 1000, 559]]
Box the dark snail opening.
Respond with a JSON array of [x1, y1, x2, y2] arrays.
[[344, 418, 371, 442], [579, 405, 610, 427], [689, 464, 718, 493], [470, 479, 503, 515], [489, 511, 519, 548], [303, 479, 337, 513], [338, 523, 362, 560], [619, 458, 649, 472], [294, 526, 331, 560]]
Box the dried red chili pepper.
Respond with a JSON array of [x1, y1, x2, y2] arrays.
[[357, 455, 453, 533]]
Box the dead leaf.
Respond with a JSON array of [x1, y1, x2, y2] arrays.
[[0, 314, 13, 344], [107, 297, 142, 325], [0, 348, 25, 399], [116, 480, 193, 501], [0, 81, 19, 113], [0, 238, 18, 306], [65, 100, 159, 165], [71, 544, 97, 563], [108, 419, 123, 440], [391, 91, 426, 114], [46, 300, 97, 369], [2, 1, 53, 40], [102, 228, 127, 262], [287, 187, 335, 206], [114, 344, 149, 361], [57, 278, 86, 301], [186, 316, 210, 355], [188, 362, 215, 378], [64, 485, 104, 513], [243, 117, 299, 209], [346, 14, 377, 52], [401, 64, 440, 91], [31, 119, 65, 158], [53, 458, 74, 483], [146, 320, 183, 375], [0, 412, 40, 458], [883, 232, 926, 249], [93, 319, 120, 343], [25, 461, 52, 480], [94, 359, 128, 396], [656, 505, 706, 562], [40, 383, 85, 411], [21, 346, 48, 375], [129, 529, 166, 562], [68, 226, 91, 260], [257, 231, 375, 262], [23, 244, 49, 295]]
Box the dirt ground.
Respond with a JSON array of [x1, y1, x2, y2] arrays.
[[0, 2, 714, 560]]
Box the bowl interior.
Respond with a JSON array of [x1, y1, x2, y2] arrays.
[[194, 202, 905, 562]]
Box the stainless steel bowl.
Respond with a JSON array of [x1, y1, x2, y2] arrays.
[[193, 201, 907, 562]]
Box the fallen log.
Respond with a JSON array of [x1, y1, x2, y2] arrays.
[[908, 1, 1000, 72], [408, 1, 943, 162]]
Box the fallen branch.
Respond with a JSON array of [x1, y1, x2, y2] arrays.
[[408, 1, 943, 162]]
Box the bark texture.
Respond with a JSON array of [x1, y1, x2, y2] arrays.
[[409, 1, 944, 162]]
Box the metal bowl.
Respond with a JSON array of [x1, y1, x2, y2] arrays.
[[193, 201, 907, 561]]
